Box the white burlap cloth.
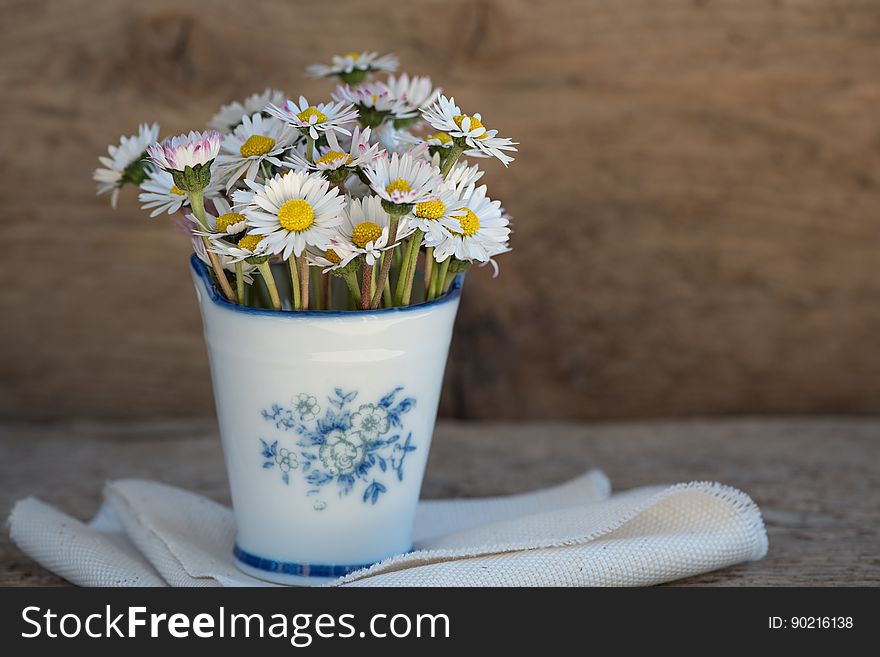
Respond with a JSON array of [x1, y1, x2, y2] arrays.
[[6, 471, 767, 586]]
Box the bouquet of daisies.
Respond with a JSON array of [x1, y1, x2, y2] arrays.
[[94, 52, 516, 311]]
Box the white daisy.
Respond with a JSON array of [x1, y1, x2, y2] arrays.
[[333, 81, 414, 122], [138, 169, 224, 218], [364, 151, 441, 206], [265, 96, 358, 141], [214, 113, 297, 191], [191, 232, 257, 281], [443, 160, 485, 192], [205, 231, 271, 264], [138, 168, 187, 217], [147, 129, 222, 172], [206, 196, 248, 235], [306, 51, 398, 82], [331, 195, 415, 267], [230, 185, 257, 211], [399, 130, 494, 170], [209, 88, 287, 132], [285, 126, 382, 174], [385, 74, 441, 118], [425, 131, 454, 148], [430, 184, 510, 263], [422, 95, 517, 166], [94, 122, 160, 208], [305, 245, 353, 272], [409, 185, 466, 243], [243, 170, 346, 259]]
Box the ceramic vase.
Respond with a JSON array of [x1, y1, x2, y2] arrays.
[[190, 255, 461, 585]]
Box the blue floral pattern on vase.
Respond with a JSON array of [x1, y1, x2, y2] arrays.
[[259, 387, 417, 508]]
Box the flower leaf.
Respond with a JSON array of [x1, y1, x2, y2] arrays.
[[363, 480, 387, 505], [379, 386, 404, 408], [306, 470, 333, 486]]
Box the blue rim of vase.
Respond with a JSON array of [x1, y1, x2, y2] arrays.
[[191, 254, 463, 318], [233, 544, 381, 578]]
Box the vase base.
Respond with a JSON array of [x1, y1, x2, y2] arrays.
[[232, 544, 379, 586], [233, 560, 338, 586]]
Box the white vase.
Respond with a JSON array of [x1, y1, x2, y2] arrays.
[[190, 256, 461, 585]]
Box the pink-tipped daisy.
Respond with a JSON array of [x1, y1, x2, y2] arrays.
[[364, 151, 442, 207], [147, 130, 222, 172], [421, 95, 517, 166], [265, 96, 358, 141]]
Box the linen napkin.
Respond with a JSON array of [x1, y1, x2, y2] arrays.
[[7, 471, 767, 586]]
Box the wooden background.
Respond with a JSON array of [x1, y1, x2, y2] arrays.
[[2, 0, 880, 420]]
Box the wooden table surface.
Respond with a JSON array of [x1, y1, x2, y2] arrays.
[[1, 418, 878, 586]]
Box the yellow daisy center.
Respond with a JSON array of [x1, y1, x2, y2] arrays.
[[239, 135, 276, 158], [316, 150, 352, 167], [385, 178, 411, 196], [278, 199, 315, 232], [454, 208, 480, 236], [344, 52, 361, 60], [453, 115, 486, 138], [324, 248, 342, 265], [415, 199, 446, 220], [170, 185, 186, 196], [216, 212, 245, 233], [430, 132, 452, 145], [351, 221, 382, 248], [297, 106, 329, 124], [237, 234, 265, 252]]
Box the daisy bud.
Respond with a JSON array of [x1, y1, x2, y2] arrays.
[[147, 129, 222, 192]]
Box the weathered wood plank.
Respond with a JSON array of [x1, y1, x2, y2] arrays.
[[1, 418, 878, 586], [2, 1, 880, 419]]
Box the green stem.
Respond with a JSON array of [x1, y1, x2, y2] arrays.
[[423, 247, 434, 301], [189, 189, 237, 302], [394, 235, 417, 306], [187, 189, 210, 230], [202, 237, 237, 302], [189, 189, 236, 302], [381, 255, 393, 308], [288, 258, 301, 310], [370, 214, 400, 308], [299, 256, 310, 310], [306, 136, 315, 163], [427, 259, 440, 300], [235, 262, 245, 306], [399, 231, 423, 306], [257, 262, 281, 310], [343, 270, 361, 305], [440, 145, 465, 178], [430, 259, 450, 300]]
